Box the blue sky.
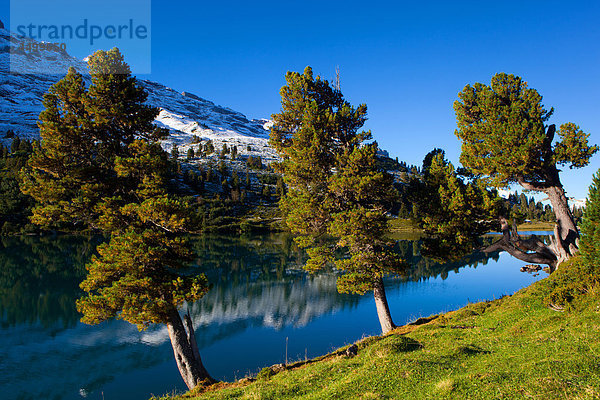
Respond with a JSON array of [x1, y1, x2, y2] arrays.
[[2, 0, 598, 198]]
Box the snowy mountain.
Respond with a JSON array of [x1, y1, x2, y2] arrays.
[[567, 197, 586, 210], [0, 28, 89, 139], [0, 27, 278, 164]]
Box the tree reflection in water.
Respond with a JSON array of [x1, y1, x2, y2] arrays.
[[0, 233, 536, 400]]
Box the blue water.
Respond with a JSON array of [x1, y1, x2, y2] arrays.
[[0, 234, 545, 400]]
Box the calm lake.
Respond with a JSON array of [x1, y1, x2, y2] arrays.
[[0, 233, 547, 400]]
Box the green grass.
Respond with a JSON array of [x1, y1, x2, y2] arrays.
[[387, 218, 555, 239], [517, 221, 556, 232], [158, 259, 600, 400], [387, 218, 423, 240]]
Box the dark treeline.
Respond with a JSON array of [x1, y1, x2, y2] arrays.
[[0, 131, 289, 236], [392, 163, 573, 224], [0, 134, 39, 235], [505, 191, 583, 223]]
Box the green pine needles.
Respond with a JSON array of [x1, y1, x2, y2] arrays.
[[23, 48, 214, 388], [270, 67, 403, 334], [580, 169, 600, 267]]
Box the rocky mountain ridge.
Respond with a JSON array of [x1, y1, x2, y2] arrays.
[[0, 26, 279, 165]]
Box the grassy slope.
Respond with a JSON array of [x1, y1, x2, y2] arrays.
[[388, 218, 556, 236], [162, 260, 600, 400], [516, 221, 556, 231]]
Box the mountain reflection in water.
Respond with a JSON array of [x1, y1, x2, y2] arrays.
[[0, 233, 544, 400]]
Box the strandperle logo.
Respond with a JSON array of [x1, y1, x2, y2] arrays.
[[10, 0, 152, 74], [15, 19, 149, 46]]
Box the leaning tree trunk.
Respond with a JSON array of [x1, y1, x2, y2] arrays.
[[491, 162, 580, 272], [166, 308, 214, 390], [508, 125, 580, 270], [373, 276, 396, 334], [544, 184, 579, 262]]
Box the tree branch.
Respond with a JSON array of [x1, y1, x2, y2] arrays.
[[545, 124, 556, 144], [516, 175, 550, 192], [484, 237, 557, 266], [483, 216, 558, 268]]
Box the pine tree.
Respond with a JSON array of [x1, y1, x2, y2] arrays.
[[409, 150, 502, 259], [86, 49, 163, 167], [187, 147, 195, 160], [218, 160, 227, 177], [261, 184, 270, 199], [171, 144, 179, 160], [276, 176, 286, 197], [22, 48, 214, 389], [21, 67, 96, 228], [231, 171, 240, 189], [454, 73, 598, 269], [247, 155, 263, 170], [10, 136, 20, 153], [580, 169, 600, 266], [220, 143, 229, 158], [205, 140, 214, 155], [270, 66, 402, 334]]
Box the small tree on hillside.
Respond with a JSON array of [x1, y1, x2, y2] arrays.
[[22, 49, 214, 389], [271, 67, 402, 334], [187, 147, 195, 160], [580, 169, 600, 266], [276, 176, 286, 197], [220, 143, 229, 158], [204, 140, 214, 155], [452, 73, 597, 270], [171, 144, 180, 160]]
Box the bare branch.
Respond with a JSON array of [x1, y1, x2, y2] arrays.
[[516, 175, 550, 192], [484, 238, 557, 266], [484, 216, 558, 269], [545, 124, 556, 143]]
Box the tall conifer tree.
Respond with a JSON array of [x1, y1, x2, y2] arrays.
[[453, 73, 597, 269], [271, 67, 402, 334], [22, 48, 214, 389]]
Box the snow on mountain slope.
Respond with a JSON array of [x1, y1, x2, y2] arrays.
[[0, 27, 278, 163], [567, 197, 586, 210], [0, 28, 89, 138], [140, 81, 279, 163]]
